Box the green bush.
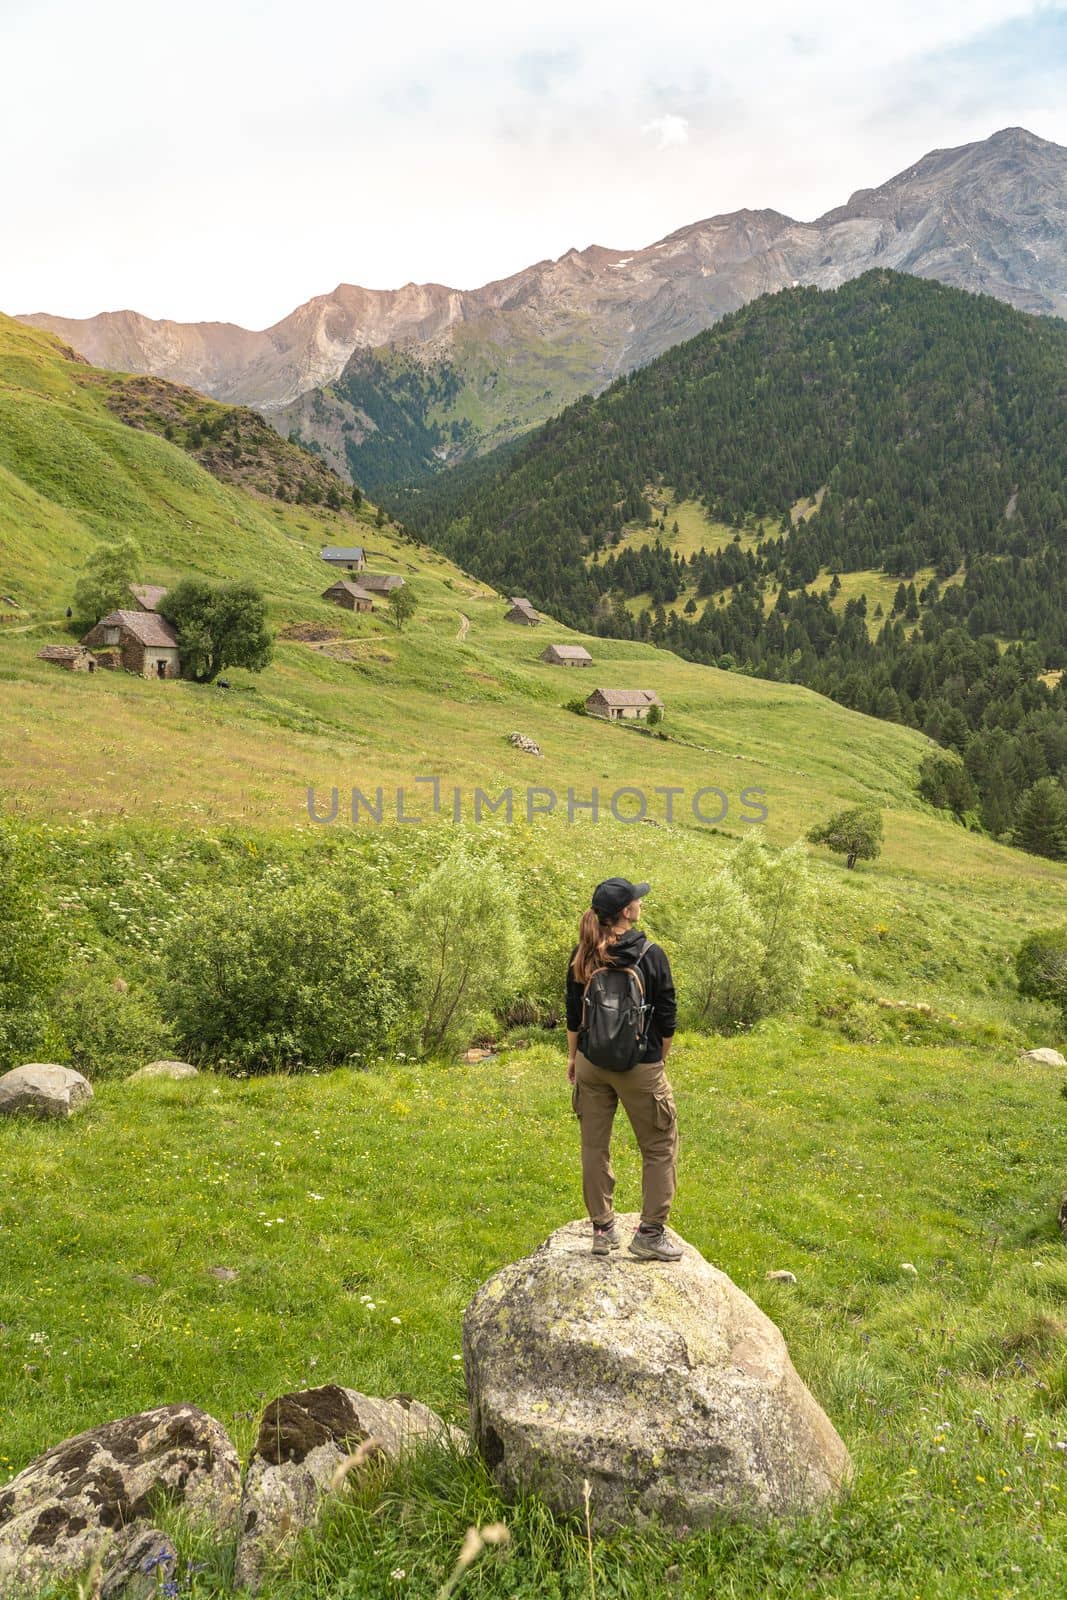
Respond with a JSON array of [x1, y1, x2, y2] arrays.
[[672, 833, 822, 1030], [404, 843, 525, 1057], [1015, 927, 1067, 1017], [159, 880, 415, 1072], [51, 968, 172, 1080], [0, 823, 64, 1069]]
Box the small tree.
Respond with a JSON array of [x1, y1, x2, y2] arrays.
[[673, 834, 821, 1031], [387, 584, 417, 632], [72, 536, 142, 625], [0, 823, 64, 1068], [646, 703, 663, 726], [404, 845, 525, 1058], [1015, 927, 1067, 1019], [917, 752, 977, 819], [159, 579, 273, 683], [807, 805, 883, 869], [1013, 779, 1067, 860]]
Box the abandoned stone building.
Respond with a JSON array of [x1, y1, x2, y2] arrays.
[[585, 688, 664, 721], [322, 579, 375, 613], [541, 643, 592, 665], [81, 610, 181, 679]]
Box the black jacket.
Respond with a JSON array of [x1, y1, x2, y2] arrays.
[[567, 927, 677, 1064]]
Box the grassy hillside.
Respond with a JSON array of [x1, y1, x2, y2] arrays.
[[3, 310, 1067, 1598]]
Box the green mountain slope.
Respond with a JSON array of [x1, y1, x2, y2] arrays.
[[1, 308, 1064, 971], [396, 270, 1067, 846]]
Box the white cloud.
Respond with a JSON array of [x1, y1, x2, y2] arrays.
[[641, 114, 691, 149], [0, 0, 1062, 325]]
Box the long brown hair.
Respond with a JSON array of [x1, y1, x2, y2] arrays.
[[571, 908, 623, 985]]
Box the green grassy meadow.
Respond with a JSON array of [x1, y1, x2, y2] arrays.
[[2, 312, 1067, 1597]]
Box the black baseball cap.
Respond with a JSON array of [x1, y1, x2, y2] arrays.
[[591, 877, 650, 917]]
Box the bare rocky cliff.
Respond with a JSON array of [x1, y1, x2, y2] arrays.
[[16, 127, 1067, 483]]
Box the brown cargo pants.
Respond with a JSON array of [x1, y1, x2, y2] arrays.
[[572, 1048, 679, 1228]]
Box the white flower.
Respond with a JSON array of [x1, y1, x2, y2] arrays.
[[390, 1316, 401, 1325]]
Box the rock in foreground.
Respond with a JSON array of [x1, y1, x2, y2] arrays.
[[234, 1385, 464, 1592], [0, 1064, 93, 1119], [0, 1404, 240, 1591], [463, 1217, 851, 1533]]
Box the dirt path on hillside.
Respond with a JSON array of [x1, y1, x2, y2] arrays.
[[456, 612, 470, 641]]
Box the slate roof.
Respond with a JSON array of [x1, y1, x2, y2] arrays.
[[357, 573, 404, 592], [96, 609, 180, 648], [323, 580, 374, 600], [588, 688, 664, 707], [37, 644, 83, 660], [543, 644, 592, 660], [320, 546, 365, 561], [129, 584, 169, 611]]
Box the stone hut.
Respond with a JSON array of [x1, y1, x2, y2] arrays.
[[37, 644, 96, 672], [320, 546, 365, 571], [322, 579, 375, 613], [357, 573, 404, 594], [505, 598, 540, 626], [81, 610, 181, 679], [541, 643, 592, 666], [129, 584, 169, 612], [585, 688, 664, 721]]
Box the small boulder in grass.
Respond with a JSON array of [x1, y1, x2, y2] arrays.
[[1019, 1048, 1067, 1068], [0, 1064, 92, 1119], [127, 1060, 199, 1082]]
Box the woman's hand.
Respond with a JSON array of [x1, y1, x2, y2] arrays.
[[567, 1057, 576, 1084]]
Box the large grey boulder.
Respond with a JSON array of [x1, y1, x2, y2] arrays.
[[0, 1065, 93, 1119], [463, 1217, 852, 1533], [234, 1385, 464, 1592], [0, 1404, 241, 1592], [1019, 1047, 1067, 1067], [127, 1060, 199, 1082]]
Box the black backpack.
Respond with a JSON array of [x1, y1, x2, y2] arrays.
[[578, 938, 653, 1071]]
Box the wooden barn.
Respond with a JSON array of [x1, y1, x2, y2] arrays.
[[541, 643, 592, 666], [81, 610, 181, 679], [585, 688, 664, 721], [322, 579, 375, 613]]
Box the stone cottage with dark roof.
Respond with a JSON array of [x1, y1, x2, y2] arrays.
[[322, 579, 375, 613], [81, 610, 181, 679], [585, 688, 664, 721]]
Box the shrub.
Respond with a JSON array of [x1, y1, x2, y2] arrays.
[[403, 843, 525, 1057], [672, 833, 822, 1030], [0, 823, 64, 1069], [159, 880, 413, 1072], [1015, 927, 1067, 1017], [51, 969, 172, 1080]]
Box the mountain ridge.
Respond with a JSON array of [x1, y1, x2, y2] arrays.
[[14, 127, 1067, 487]]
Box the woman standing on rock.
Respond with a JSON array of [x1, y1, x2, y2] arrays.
[[566, 877, 681, 1261]]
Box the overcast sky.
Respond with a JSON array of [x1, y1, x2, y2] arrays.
[[3, 0, 1066, 328]]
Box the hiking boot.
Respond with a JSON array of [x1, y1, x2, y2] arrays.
[[592, 1221, 621, 1256], [628, 1225, 683, 1262]]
